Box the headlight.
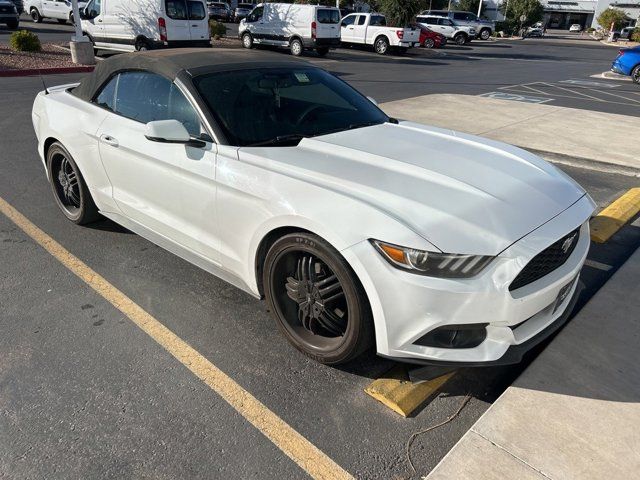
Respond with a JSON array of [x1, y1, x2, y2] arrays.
[[371, 239, 493, 278]]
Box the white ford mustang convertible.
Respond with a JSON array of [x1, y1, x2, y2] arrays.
[[32, 50, 595, 366]]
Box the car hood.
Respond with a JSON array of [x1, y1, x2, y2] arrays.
[[241, 122, 586, 255]]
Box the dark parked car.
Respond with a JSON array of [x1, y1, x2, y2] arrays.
[[233, 2, 253, 22], [0, 0, 19, 29], [9, 0, 22, 14], [208, 1, 231, 21]]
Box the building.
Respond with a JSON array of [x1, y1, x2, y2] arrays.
[[592, 0, 640, 27], [535, 0, 639, 28]]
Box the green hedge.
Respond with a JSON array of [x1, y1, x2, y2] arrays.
[[209, 20, 227, 39], [9, 30, 42, 52], [631, 27, 640, 42]]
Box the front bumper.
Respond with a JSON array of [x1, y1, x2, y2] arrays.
[[342, 194, 595, 365], [0, 13, 18, 21]]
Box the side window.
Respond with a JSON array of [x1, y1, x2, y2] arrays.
[[165, 0, 188, 20], [187, 0, 206, 20], [168, 84, 201, 136], [453, 13, 466, 20], [247, 6, 263, 22], [94, 74, 118, 111], [341, 15, 355, 26], [86, 0, 101, 16], [370, 15, 386, 26], [423, 17, 437, 25], [357, 15, 366, 26], [438, 18, 452, 26]]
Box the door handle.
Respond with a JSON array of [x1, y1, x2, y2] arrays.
[[100, 134, 119, 147], [97, 18, 102, 22]]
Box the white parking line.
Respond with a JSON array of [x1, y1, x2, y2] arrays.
[[559, 79, 620, 89], [479, 91, 552, 103]]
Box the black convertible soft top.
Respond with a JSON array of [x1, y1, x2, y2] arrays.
[[72, 48, 310, 102]]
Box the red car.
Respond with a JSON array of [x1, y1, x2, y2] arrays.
[[413, 23, 447, 48]]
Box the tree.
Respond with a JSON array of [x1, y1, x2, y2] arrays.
[[377, 0, 423, 26], [456, 0, 486, 17], [596, 8, 628, 31], [499, 0, 543, 28]]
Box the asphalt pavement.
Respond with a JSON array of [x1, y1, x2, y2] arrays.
[[1, 23, 639, 479]]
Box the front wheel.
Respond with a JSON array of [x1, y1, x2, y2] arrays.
[[47, 143, 100, 225], [241, 32, 253, 49], [290, 38, 303, 56], [632, 65, 640, 84], [30, 8, 42, 23], [374, 36, 389, 55], [454, 33, 467, 45], [263, 233, 373, 365], [135, 38, 149, 51]]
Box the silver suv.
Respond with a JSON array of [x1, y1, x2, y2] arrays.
[[420, 10, 495, 40]]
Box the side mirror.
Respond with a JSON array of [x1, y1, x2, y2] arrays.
[[145, 120, 205, 147], [79, 7, 88, 20], [366, 96, 378, 105]]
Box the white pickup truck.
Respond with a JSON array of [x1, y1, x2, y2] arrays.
[[340, 13, 420, 55], [25, 0, 86, 24]]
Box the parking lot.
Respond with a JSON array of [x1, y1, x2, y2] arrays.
[[1, 16, 639, 480]]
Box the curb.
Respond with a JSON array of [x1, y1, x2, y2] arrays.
[[590, 188, 640, 243], [527, 148, 640, 178], [0, 66, 95, 78]]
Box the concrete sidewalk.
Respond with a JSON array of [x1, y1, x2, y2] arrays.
[[380, 94, 640, 172], [427, 241, 640, 479]]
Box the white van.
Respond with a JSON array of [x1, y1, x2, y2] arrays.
[[80, 0, 210, 53], [239, 3, 341, 56]]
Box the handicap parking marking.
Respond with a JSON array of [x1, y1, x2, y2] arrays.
[[559, 79, 621, 89], [479, 91, 553, 104]]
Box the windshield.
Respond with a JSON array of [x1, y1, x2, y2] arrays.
[[194, 67, 388, 147]]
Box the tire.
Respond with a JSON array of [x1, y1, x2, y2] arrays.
[[30, 8, 42, 23], [46, 142, 100, 225], [454, 33, 467, 45], [423, 38, 435, 49], [316, 47, 329, 56], [241, 32, 253, 49], [263, 233, 374, 365], [135, 38, 149, 51], [290, 37, 303, 56], [7, 19, 18, 29], [632, 65, 640, 85], [374, 36, 389, 55], [479, 28, 491, 40]]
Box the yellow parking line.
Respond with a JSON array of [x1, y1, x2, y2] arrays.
[[0, 196, 352, 480], [365, 366, 455, 417], [590, 188, 640, 243]]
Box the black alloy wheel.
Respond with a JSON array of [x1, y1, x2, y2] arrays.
[[263, 233, 373, 365], [47, 143, 100, 225]]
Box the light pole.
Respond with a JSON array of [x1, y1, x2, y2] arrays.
[[476, 0, 482, 18], [69, 0, 95, 65]]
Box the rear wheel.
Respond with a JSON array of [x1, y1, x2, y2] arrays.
[[290, 37, 303, 56], [135, 38, 149, 51], [263, 233, 373, 365], [423, 38, 435, 48], [479, 28, 491, 40], [316, 47, 329, 56], [241, 32, 253, 49], [30, 8, 42, 23], [47, 143, 100, 225], [632, 65, 640, 84], [374, 36, 389, 55]]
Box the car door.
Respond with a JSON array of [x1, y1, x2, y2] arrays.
[[245, 5, 265, 41], [437, 18, 454, 37], [352, 14, 368, 43], [164, 0, 191, 41], [340, 13, 356, 42], [81, 0, 104, 44], [186, 0, 209, 41], [95, 71, 220, 262]]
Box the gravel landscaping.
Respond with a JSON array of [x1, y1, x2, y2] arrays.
[[0, 42, 82, 72]]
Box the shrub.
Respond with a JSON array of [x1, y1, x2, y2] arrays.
[[209, 20, 227, 38], [632, 28, 640, 42], [9, 30, 42, 52]]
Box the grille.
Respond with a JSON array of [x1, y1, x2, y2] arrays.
[[509, 228, 580, 291]]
